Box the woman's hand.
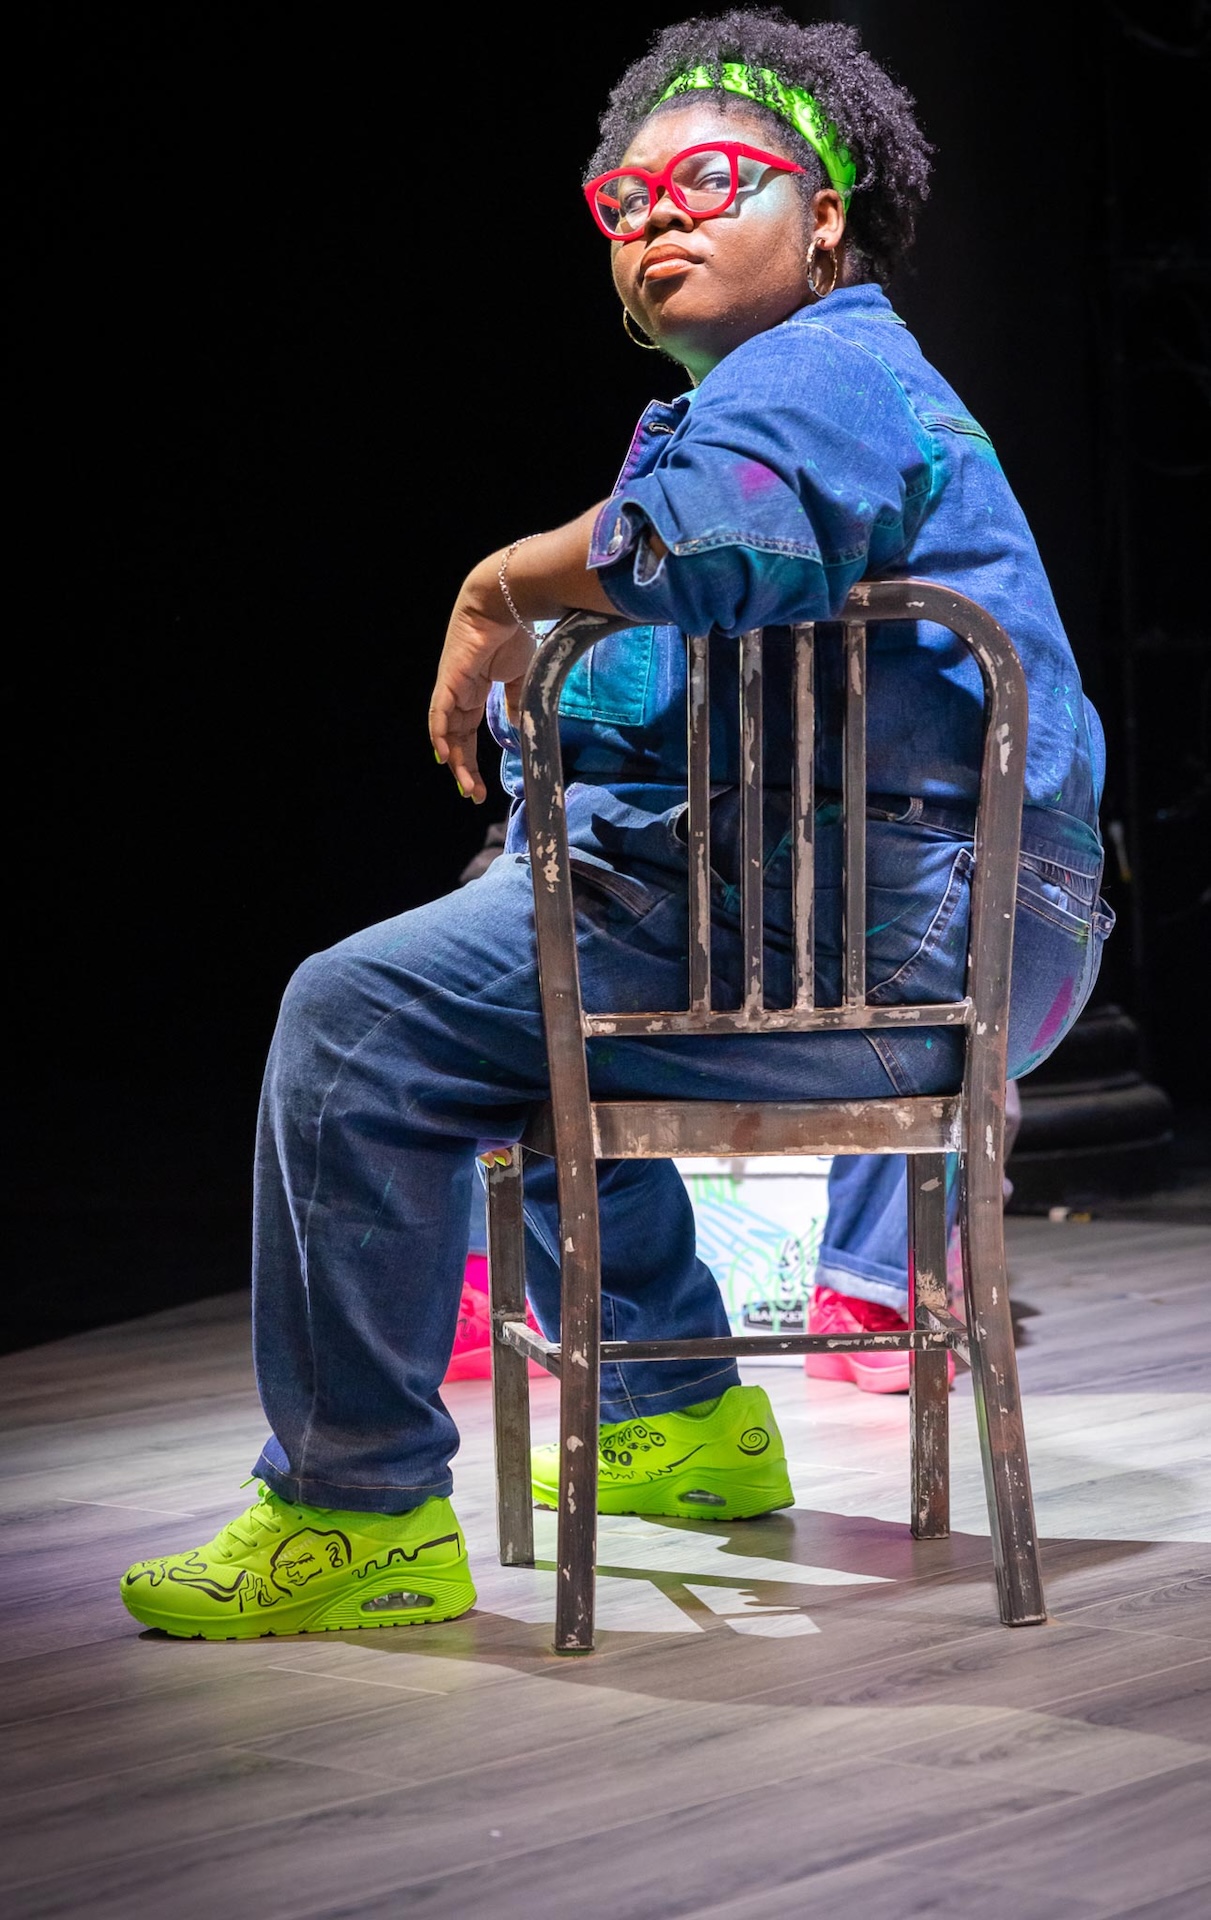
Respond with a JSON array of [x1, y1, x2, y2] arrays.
[[429, 555, 534, 805], [428, 507, 621, 804]]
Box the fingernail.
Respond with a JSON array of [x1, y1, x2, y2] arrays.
[[456, 782, 466, 798], [434, 749, 442, 764]]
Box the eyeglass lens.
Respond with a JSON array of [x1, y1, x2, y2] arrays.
[[593, 148, 744, 236]]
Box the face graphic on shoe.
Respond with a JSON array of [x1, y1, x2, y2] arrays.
[[269, 1528, 353, 1592], [127, 1526, 356, 1607]]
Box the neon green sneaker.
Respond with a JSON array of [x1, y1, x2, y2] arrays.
[[531, 1383, 793, 1520], [120, 1485, 476, 1640]]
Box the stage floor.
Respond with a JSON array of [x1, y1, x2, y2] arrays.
[[2, 1216, 1209, 1919]]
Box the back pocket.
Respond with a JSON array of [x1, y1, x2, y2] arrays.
[[867, 844, 974, 1004], [1015, 851, 1100, 935]]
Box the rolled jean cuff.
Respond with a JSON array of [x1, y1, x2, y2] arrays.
[[814, 1254, 909, 1314], [253, 1446, 453, 1516], [600, 1360, 742, 1422]]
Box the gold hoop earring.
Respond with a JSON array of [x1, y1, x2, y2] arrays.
[[806, 239, 838, 299], [622, 307, 661, 350]]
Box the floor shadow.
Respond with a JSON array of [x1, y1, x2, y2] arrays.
[[336, 1520, 1210, 1696]]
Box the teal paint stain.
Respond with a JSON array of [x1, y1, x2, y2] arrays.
[[864, 901, 920, 938]]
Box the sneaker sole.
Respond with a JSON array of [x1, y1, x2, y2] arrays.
[[805, 1352, 955, 1394], [532, 1463, 794, 1522], [121, 1566, 477, 1641]]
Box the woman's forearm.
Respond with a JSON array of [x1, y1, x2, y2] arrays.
[[462, 504, 619, 626], [430, 503, 629, 804]]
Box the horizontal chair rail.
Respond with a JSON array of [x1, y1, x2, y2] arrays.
[[522, 1094, 963, 1160], [583, 1001, 972, 1036], [924, 1305, 972, 1368], [496, 1320, 966, 1371]]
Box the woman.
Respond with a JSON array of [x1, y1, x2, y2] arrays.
[[121, 12, 1108, 1639]]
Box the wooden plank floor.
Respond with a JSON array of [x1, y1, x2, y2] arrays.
[[1, 1215, 1209, 1919]]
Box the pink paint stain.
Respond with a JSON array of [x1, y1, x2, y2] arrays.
[[1031, 976, 1074, 1054], [737, 458, 780, 500]]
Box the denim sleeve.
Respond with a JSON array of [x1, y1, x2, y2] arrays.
[[590, 322, 934, 636]]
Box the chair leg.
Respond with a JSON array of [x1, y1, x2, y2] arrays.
[[554, 1181, 603, 1655], [962, 1152, 1047, 1625], [909, 1151, 950, 1539], [488, 1150, 533, 1569]]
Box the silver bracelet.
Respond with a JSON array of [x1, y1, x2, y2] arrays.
[[498, 535, 539, 638]]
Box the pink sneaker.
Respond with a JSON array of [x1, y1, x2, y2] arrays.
[[804, 1285, 955, 1395], [443, 1254, 544, 1382]]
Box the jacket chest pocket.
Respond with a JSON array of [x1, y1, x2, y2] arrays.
[[559, 626, 657, 727]]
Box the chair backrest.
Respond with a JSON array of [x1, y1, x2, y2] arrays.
[[517, 580, 1028, 1180]]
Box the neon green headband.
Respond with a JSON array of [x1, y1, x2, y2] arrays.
[[658, 63, 856, 207]]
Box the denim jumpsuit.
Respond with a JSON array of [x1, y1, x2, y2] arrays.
[[252, 285, 1110, 1513]]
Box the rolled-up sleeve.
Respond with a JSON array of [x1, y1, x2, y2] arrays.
[[589, 319, 934, 636]]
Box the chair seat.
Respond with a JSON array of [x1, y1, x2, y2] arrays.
[[522, 1093, 963, 1161]]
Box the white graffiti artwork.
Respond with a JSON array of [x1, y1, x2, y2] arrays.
[[677, 1160, 831, 1347]]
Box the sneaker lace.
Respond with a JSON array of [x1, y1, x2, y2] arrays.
[[212, 1483, 287, 1558]]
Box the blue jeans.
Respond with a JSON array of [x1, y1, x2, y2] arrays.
[[251, 808, 1109, 1513]]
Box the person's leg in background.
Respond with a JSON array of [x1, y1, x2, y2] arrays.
[[812, 1089, 1022, 1318], [806, 1148, 963, 1393]]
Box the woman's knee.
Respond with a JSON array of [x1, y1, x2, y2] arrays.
[[273, 936, 393, 1062]]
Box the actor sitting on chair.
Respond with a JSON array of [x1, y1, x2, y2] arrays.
[[121, 10, 1109, 1639]]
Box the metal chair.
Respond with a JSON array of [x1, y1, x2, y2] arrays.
[[487, 579, 1043, 1653]]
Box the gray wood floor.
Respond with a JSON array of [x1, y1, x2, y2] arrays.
[[1, 1215, 1209, 1919]]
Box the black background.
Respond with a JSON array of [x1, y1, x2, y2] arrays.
[[10, 2, 1209, 1348]]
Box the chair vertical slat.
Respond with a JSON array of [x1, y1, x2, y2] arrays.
[[842, 621, 867, 1007], [963, 1135, 1047, 1624], [791, 623, 816, 1009], [740, 630, 765, 1013], [516, 609, 610, 1651], [687, 633, 712, 1014], [909, 1151, 951, 1540], [487, 1150, 534, 1568]]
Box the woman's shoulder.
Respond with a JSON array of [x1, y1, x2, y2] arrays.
[[708, 285, 919, 392], [696, 287, 933, 455]]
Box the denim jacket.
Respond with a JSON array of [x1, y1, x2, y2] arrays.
[[490, 283, 1105, 880]]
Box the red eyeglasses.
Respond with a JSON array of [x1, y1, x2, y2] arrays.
[[584, 141, 806, 241]]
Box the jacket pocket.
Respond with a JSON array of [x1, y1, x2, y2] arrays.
[[558, 626, 657, 727]]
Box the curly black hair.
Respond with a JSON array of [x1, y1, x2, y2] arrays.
[[588, 10, 932, 285]]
